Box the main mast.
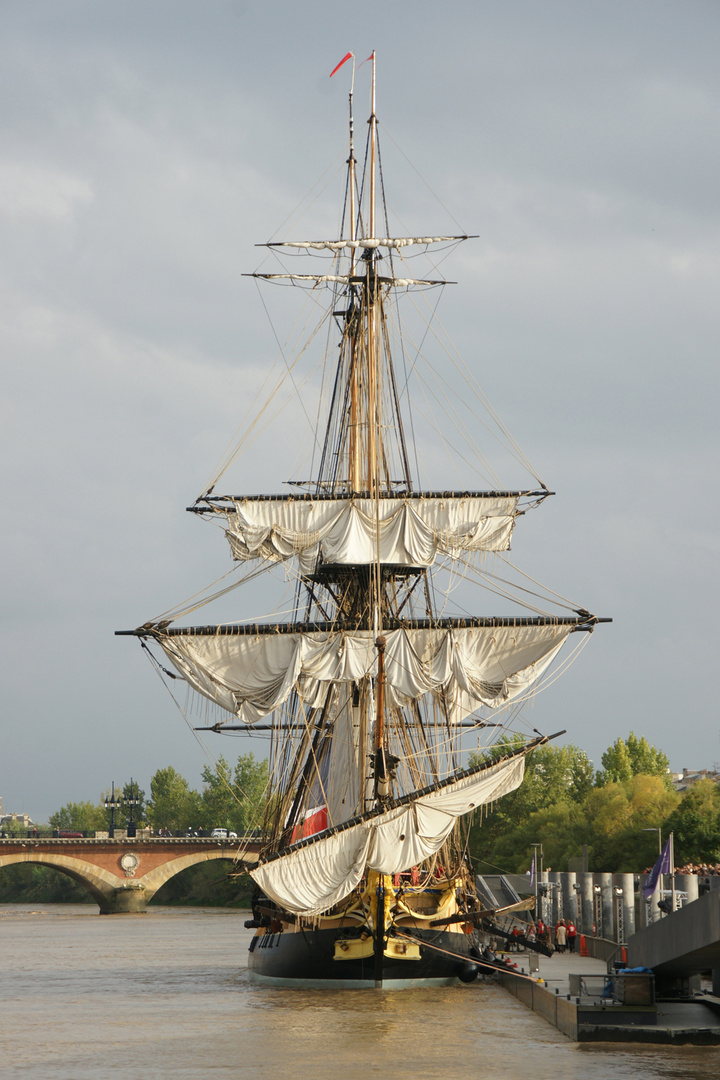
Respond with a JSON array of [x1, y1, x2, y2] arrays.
[[337, 54, 401, 810]]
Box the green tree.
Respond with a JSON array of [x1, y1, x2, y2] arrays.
[[490, 803, 590, 875], [584, 774, 678, 871], [200, 756, 237, 832], [49, 801, 107, 834], [482, 774, 679, 875], [471, 737, 593, 808], [233, 753, 270, 833], [597, 732, 671, 787], [469, 737, 593, 870], [199, 753, 269, 834], [146, 767, 201, 834], [664, 779, 720, 865]]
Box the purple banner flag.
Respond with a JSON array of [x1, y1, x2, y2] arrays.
[[642, 836, 672, 899]]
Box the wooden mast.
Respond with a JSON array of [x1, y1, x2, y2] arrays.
[[367, 50, 389, 989], [367, 50, 382, 632], [367, 50, 378, 505], [347, 62, 361, 495], [367, 52, 385, 787]]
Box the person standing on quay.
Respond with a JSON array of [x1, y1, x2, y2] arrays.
[[566, 921, 577, 953], [555, 919, 567, 954]]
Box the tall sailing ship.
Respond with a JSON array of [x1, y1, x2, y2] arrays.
[[119, 54, 607, 987]]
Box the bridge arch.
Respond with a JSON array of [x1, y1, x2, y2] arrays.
[[0, 851, 113, 909]]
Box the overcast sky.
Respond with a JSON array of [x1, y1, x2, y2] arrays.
[[2, 1, 718, 823]]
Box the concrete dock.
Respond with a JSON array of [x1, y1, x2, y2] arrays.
[[494, 946, 720, 1043]]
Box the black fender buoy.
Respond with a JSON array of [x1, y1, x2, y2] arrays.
[[458, 960, 479, 983]]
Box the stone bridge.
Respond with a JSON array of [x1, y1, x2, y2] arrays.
[[0, 837, 262, 913]]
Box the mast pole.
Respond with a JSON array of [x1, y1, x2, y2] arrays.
[[369, 50, 376, 241], [368, 53, 391, 832], [367, 52, 386, 799], [347, 60, 361, 493], [366, 50, 383, 636], [348, 61, 357, 276], [367, 51, 378, 509]]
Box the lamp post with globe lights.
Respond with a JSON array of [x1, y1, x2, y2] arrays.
[[125, 778, 141, 838], [104, 782, 122, 839]]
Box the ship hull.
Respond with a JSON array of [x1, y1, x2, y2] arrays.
[[247, 925, 481, 988]]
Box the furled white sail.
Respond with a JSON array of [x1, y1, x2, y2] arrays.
[[154, 624, 571, 725], [250, 273, 447, 287], [224, 495, 517, 571], [250, 754, 525, 915], [265, 236, 469, 251]]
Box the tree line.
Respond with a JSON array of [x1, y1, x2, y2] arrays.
[[468, 732, 720, 874]]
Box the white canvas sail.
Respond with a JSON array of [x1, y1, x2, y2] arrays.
[[264, 235, 471, 252], [250, 754, 525, 915], [223, 495, 517, 571], [250, 272, 447, 287], [155, 623, 572, 724]]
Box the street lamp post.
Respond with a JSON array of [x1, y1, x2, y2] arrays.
[[593, 883, 603, 937], [572, 882, 582, 933], [104, 782, 123, 839], [125, 778, 141, 839], [613, 885, 624, 943]]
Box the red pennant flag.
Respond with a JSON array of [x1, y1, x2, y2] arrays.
[[330, 52, 353, 78]]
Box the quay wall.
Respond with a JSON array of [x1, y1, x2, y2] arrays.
[[499, 971, 578, 1041]]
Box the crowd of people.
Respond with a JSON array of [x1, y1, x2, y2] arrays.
[[642, 862, 720, 876], [507, 917, 578, 954]]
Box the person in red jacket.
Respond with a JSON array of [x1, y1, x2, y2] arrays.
[[566, 921, 577, 953]]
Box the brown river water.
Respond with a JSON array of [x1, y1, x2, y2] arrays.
[[1, 904, 718, 1080]]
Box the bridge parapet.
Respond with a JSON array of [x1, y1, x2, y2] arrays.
[[0, 836, 257, 845]]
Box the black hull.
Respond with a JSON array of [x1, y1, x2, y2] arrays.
[[247, 925, 480, 987]]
